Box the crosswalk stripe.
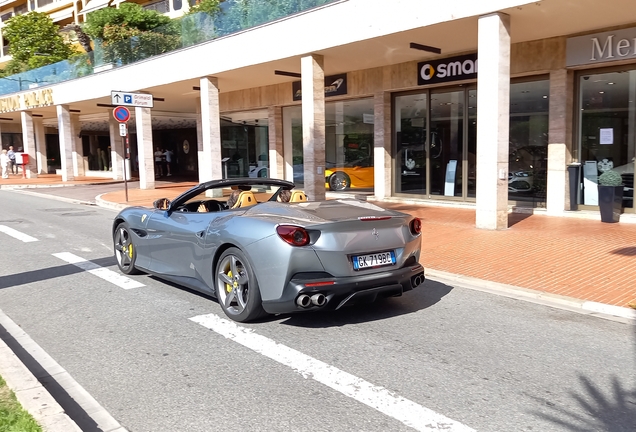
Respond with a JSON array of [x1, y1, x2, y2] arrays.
[[190, 313, 476, 432], [52, 252, 145, 290], [0, 225, 38, 242]]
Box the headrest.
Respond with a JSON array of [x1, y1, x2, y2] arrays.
[[232, 191, 257, 209], [289, 190, 308, 202]]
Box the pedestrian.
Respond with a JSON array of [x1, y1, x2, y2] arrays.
[[7, 145, 16, 175], [1, 149, 9, 179], [163, 148, 174, 177], [154, 147, 164, 177]]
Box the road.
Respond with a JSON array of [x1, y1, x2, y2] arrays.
[[0, 189, 634, 432]]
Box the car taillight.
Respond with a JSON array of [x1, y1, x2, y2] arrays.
[[409, 218, 422, 235], [276, 225, 310, 246]]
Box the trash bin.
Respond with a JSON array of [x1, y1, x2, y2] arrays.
[[567, 163, 582, 211]]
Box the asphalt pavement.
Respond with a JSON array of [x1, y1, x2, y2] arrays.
[[0, 182, 635, 432]]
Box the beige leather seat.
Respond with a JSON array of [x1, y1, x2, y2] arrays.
[[289, 190, 308, 202], [232, 191, 257, 208]]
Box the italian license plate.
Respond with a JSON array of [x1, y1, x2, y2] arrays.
[[352, 251, 396, 270]]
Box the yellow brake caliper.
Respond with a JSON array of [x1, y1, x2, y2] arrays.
[[128, 244, 134, 259], [226, 270, 233, 293]]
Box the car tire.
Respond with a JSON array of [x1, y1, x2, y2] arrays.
[[328, 172, 350, 191], [215, 247, 267, 323], [113, 222, 142, 275]]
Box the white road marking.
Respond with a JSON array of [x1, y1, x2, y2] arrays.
[[52, 252, 144, 289], [190, 313, 476, 432], [0, 225, 38, 242]]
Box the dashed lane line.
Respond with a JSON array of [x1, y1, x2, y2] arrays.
[[0, 225, 38, 242], [190, 313, 476, 432], [52, 252, 145, 289]]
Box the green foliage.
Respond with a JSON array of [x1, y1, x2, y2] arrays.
[[217, 0, 333, 34], [0, 376, 43, 432], [598, 169, 623, 186], [2, 12, 76, 73], [187, 0, 224, 16], [84, 4, 179, 66], [83, 3, 173, 40]]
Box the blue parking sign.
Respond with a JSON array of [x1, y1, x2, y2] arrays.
[[124, 94, 133, 104]]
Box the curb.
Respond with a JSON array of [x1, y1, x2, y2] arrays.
[[95, 193, 128, 211], [12, 189, 97, 206], [0, 317, 82, 432], [425, 269, 636, 324], [0, 309, 128, 432]]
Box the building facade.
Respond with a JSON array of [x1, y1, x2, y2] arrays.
[[0, 0, 635, 228]]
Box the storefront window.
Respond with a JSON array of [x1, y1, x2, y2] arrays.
[[509, 79, 549, 207], [394, 93, 427, 194], [284, 98, 375, 191], [578, 70, 636, 210], [220, 113, 269, 179]]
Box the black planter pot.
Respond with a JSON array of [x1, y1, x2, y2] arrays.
[[598, 185, 624, 223]]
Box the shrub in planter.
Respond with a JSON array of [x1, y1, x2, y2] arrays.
[[598, 170, 624, 223]]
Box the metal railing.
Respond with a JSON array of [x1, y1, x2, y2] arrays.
[[0, 0, 339, 96]]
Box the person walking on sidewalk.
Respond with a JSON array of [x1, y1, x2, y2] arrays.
[[1, 149, 9, 179], [7, 145, 16, 175], [163, 148, 174, 177]]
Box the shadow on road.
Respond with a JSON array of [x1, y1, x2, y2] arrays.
[[276, 278, 453, 328], [0, 256, 117, 289], [610, 246, 636, 256], [532, 374, 636, 431]]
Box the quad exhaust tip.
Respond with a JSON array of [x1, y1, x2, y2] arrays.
[[296, 293, 327, 308], [411, 274, 425, 288]]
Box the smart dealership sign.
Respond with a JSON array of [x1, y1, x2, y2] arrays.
[[417, 53, 478, 85], [567, 26, 636, 67]]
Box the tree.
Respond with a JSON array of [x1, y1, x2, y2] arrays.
[[83, 3, 174, 41], [83, 3, 179, 66], [2, 12, 76, 73]]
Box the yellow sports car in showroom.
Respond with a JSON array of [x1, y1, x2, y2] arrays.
[[325, 156, 374, 191]]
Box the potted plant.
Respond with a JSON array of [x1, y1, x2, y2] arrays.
[[597, 169, 624, 223]]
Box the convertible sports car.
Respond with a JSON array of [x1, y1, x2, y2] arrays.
[[112, 178, 424, 322], [325, 156, 374, 191]]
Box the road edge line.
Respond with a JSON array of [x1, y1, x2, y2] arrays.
[[0, 309, 128, 432]]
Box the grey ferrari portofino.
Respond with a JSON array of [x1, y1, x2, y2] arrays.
[[112, 178, 424, 322]]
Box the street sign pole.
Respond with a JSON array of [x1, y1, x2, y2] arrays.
[[115, 109, 130, 202]]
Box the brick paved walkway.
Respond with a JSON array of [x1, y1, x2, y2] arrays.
[[5, 174, 636, 310]]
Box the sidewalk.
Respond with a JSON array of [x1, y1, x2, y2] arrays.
[[5, 174, 636, 315]]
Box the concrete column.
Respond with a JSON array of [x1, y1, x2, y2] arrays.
[[135, 106, 154, 190], [70, 113, 85, 176], [199, 76, 222, 184], [56, 104, 74, 181], [195, 97, 204, 179], [34, 118, 46, 174], [109, 111, 125, 180], [374, 91, 391, 199], [20, 111, 37, 178], [282, 108, 294, 182], [301, 54, 326, 201], [476, 12, 511, 230], [268, 106, 284, 180], [547, 69, 574, 214]]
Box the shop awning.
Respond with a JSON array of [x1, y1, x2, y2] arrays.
[[49, 7, 74, 22], [79, 0, 112, 15]]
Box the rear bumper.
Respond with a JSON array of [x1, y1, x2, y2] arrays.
[[261, 264, 425, 315]]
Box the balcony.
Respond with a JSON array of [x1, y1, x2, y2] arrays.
[[0, 0, 340, 96]]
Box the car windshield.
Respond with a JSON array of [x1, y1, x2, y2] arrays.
[[182, 183, 286, 208]]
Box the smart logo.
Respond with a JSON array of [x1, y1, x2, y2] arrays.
[[417, 54, 478, 85]]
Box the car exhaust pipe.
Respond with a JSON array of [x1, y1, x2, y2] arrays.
[[310, 293, 326, 307], [411, 274, 424, 288], [296, 294, 312, 308]]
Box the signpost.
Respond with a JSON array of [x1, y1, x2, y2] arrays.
[[111, 91, 154, 108], [113, 105, 131, 202]]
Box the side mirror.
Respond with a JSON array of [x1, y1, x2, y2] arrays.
[[153, 198, 171, 210]]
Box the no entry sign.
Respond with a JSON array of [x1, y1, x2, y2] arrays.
[[113, 106, 131, 123]]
